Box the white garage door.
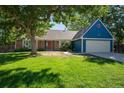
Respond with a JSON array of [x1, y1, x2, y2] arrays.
[[86, 40, 110, 53]]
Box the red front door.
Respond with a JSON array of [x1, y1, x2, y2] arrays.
[[46, 41, 53, 50]]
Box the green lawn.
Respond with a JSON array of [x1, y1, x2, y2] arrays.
[[0, 52, 124, 88]]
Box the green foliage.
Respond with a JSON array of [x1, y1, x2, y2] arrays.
[[60, 41, 72, 51], [104, 6, 124, 41], [103, 5, 124, 52], [53, 6, 109, 30], [0, 52, 124, 87], [0, 11, 17, 45], [0, 29, 16, 45], [0, 6, 53, 54], [0, 6, 51, 35], [14, 48, 31, 52], [0, 5, 111, 53], [37, 48, 46, 51]]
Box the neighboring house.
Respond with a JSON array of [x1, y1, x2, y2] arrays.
[[15, 30, 77, 51], [72, 19, 114, 53]]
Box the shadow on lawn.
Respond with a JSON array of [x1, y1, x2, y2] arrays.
[[84, 56, 121, 65], [0, 68, 64, 88], [0, 52, 29, 65]]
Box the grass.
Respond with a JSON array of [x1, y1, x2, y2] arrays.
[[0, 52, 124, 88]]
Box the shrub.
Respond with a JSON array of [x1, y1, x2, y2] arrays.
[[15, 48, 31, 52], [60, 41, 72, 51], [37, 48, 45, 51]]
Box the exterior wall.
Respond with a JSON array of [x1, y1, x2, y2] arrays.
[[15, 40, 22, 49], [83, 39, 86, 52], [46, 41, 54, 50], [38, 40, 45, 49], [72, 39, 81, 53], [83, 20, 113, 38], [72, 20, 114, 53], [54, 41, 59, 50], [16, 39, 31, 49], [38, 40, 60, 50], [58, 41, 61, 48], [16, 39, 71, 51]]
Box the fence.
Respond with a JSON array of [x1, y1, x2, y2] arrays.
[[119, 44, 124, 52], [114, 44, 124, 53]]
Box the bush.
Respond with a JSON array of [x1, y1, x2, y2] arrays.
[[60, 41, 72, 51], [37, 48, 46, 51], [15, 48, 31, 52]]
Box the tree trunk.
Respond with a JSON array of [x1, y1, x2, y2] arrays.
[[30, 30, 37, 55]]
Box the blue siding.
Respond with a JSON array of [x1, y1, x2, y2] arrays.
[[83, 39, 86, 52], [72, 39, 81, 52], [83, 20, 113, 38]]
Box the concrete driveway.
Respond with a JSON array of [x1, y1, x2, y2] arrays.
[[88, 52, 124, 63]]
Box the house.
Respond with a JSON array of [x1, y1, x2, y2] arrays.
[[15, 19, 114, 53], [15, 30, 77, 51], [72, 19, 114, 53]]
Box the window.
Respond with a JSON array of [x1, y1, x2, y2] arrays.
[[23, 39, 31, 49]]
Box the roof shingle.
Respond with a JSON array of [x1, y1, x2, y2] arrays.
[[36, 30, 77, 40]]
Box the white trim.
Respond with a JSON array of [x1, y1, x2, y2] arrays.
[[59, 41, 61, 48], [98, 19, 114, 39], [82, 19, 99, 37], [22, 40, 24, 48], [82, 19, 114, 39], [83, 38, 114, 40], [38, 39, 73, 41], [71, 38, 81, 41], [36, 40, 38, 49], [15, 41, 16, 49]]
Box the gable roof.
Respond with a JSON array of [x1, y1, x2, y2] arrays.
[[72, 28, 86, 40], [73, 19, 113, 40], [36, 30, 77, 40], [72, 21, 95, 40]]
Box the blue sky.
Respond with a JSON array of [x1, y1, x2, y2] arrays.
[[50, 22, 67, 30], [50, 14, 67, 30]]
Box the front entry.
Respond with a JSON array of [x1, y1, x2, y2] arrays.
[[46, 41, 53, 50]]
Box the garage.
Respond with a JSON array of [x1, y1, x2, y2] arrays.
[[86, 40, 110, 53], [72, 19, 114, 53], [72, 39, 81, 52]]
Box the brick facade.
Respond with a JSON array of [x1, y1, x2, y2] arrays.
[[38, 40, 45, 49], [15, 40, 60, 51], [16, 40, 22, 49], [37, 40, 59, 50]]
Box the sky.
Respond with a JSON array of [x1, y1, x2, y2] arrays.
[[50, 22, 67, 30], [50, 14, 67, 30]]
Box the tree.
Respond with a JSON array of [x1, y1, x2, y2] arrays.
[[103, 5, 124, 52], [0, 6, 53, 55], [53, 6, 109, 31], [0, 5, 111, 55], [0, 10, 17, 45]]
